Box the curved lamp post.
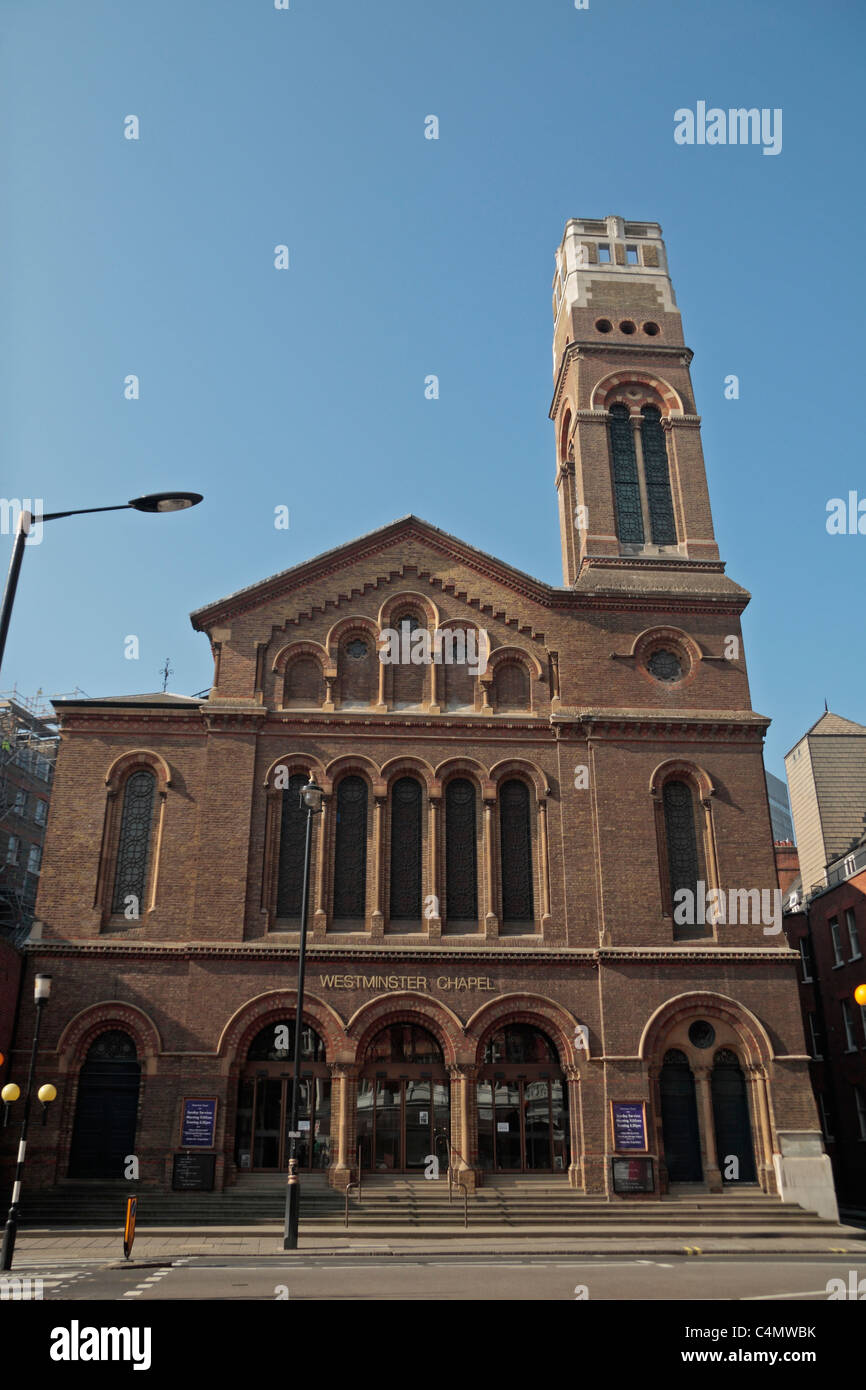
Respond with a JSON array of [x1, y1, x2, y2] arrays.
[[1, 973, 56, 1270], [0, 492, 203, 678], [283, 774, 325, 1251]]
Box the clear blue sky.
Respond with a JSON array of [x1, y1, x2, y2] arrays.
[[2, 0, 863, 779]]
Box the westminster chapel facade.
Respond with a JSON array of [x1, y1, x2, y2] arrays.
[[6, 217, 827, 1201]]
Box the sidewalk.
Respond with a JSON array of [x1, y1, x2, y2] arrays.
[[12, 1222, 866, 1261]]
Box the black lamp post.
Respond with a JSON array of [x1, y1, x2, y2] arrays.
[[0, 492, 204, 678], [283, 774, 324, 1251], [1, 973, 55, 1271]]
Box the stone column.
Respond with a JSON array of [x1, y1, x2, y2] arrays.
[[749, 1064, 775, 1193], [483, 796, 498, 937], [565, 1064, 583, 1189], [427, 794, 442, 938], [329, 1064, 357, 1190], [370, 795, 385, 938], [537, 797, 552, 927], [312, 796, 329, 937], [448, 1063, 478, 1191], [694, 1065, 722, 1191]]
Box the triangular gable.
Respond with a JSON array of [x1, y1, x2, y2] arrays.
[[189, 515, 561, 632]]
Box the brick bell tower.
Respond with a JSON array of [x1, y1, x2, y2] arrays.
[[550, 215, 721, 587]]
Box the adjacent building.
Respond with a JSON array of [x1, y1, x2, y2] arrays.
[[782, 713, 866, 1207], [3, 218, 834, 1217]]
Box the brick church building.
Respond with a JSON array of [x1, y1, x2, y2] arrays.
[[5, 216, 833, 1207]]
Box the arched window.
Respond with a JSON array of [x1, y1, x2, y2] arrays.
[[69, 1031, 140, 1179], [499, 779, 534, 924], [111, 770, 156, 915], [389, 777, 423, 924], [445, 778, 478, 927], [246, 1019, 326, 1062], [640, 406, 677, 544], [284, 656, 324, 706], [391, 613, 426, 708], [608, 403, 644, 544], [442, 627, 476, 710], [663, 779, 700, 927], [276, 773, 308, 918], [332, 776, 368, 921], [339, 635, 375, 706], [493, 662, 530, 712]]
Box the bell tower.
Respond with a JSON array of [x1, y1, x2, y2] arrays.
[[550, 216, 721, 588]]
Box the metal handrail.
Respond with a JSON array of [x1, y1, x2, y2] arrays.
[[344, 1140, 364, 1227], [434, 1128, 472, 1214]]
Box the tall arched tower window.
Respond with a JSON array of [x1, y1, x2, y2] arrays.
[[499, 779, 534, 924], [111, 770, 156, 914], [663, 779, 700, 914], [608, 403, 644, 544], [389, 777, 423, 924], [332, 776, 368, 922], [276, 773, 308, 918], [445, 778, 478, 928], [640, 405, 676, 543]]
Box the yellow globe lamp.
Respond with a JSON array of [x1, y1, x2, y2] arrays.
[[37, 1084, 57, 1104], [854, 983, 866, 1007], [1, 1084, 20, 1104]]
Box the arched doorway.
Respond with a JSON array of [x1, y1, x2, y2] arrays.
[[711, 1049, 757, 1183], [659, 1048, 703, 1182], [235, 1021, 331, 1171], [356, 1023, 449, 1172], [477, 1024, 569, 1172], [68, 1031, 140, 1179]]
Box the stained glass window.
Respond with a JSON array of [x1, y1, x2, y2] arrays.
[[663, 779, 700, 910], [640, 406, 677, 544], [445, 778, 477, 923], [333, 776, 368, 919], [648, 649, 683, 682], [389, 777, 422, 920], [499, 779, 534, 922], [111, 771, 155, 914], [276, 773, 308, 917], [608, 404, 644, 544]]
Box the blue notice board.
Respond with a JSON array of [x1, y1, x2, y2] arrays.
[[180, 1097, 218, 1148], [611, 1101, 647, 1152]]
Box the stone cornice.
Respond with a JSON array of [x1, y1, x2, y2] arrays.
[[25, 941, 794, 965], [26, 941, 599, 963], [549, 342, 695, 419], [552, 708, 770, 740]]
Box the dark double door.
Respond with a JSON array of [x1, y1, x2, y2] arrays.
[[660, 1052, 757, 1184], [235, 1071, 331, 1171], [660, 1059, 703, 1181], [477, 1073, 569, 1172], [356, 1072, 450, 1172], [69, 1054, 140, 1179]]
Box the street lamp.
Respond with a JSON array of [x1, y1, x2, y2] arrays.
[[0, 492, 204, 677], [1, 973, 56, 1270], [283, 774, 324, 1251]]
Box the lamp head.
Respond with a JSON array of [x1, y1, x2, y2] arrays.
[[34, 973, 52, 1003], [300, 776, 324, 813], [128, 492, 203, 513]]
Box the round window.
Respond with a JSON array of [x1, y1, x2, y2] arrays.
[[345, 639, 368, 659], [595, 318, 613, 333], [619, 320, 636, 335], [643, 321, 660, 336], [647, 648, 683, 682], [688, 1020, 716, 1050]]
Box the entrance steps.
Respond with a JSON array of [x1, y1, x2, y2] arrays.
[[18, 1175, 864, 1240]]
